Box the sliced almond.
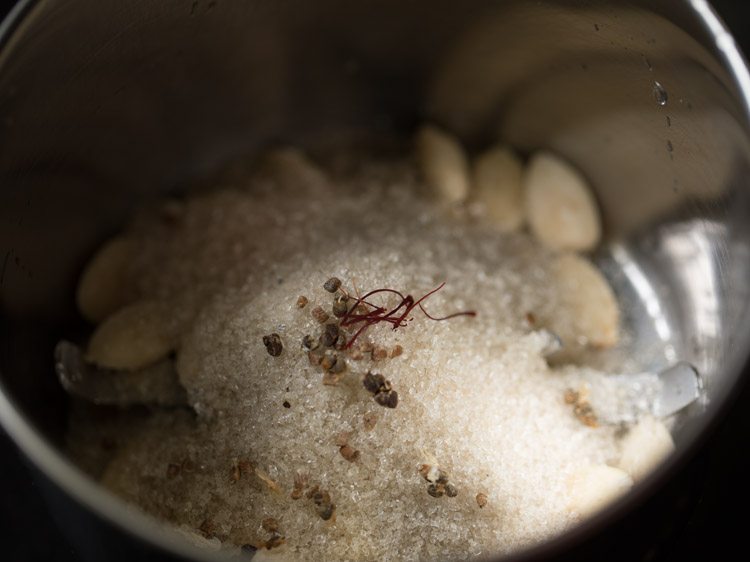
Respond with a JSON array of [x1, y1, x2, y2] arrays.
[[567, 464, 633, 518], [617, 416, 675, 481], [86, 300, 176, 371], [473, 145, 525, 231], [76, 236, 135, 324], [525, 152, 601, 251], [549, 254, 620, 348], [416, 124, 470, 204]]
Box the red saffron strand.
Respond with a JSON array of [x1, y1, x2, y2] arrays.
[[341, 283, 476, 348], [418, 304, 478, 322]]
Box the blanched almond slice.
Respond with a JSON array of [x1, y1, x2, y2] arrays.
[[550, 254, 620, 348], [473, 145, 525, 231], [76, 237, 135, 323], [416, 124, 470, 204], [525, 152, 602, 251], [617, 416, 675, 481], [568, 464, 633, 518], [86, 300, 176, 371]]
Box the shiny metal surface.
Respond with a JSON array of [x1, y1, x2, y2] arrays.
[[1, 1, 749, 560]]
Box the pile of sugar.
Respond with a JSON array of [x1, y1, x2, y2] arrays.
[[78, 154, 632, 561]]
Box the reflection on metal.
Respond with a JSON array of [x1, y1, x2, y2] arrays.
[[691, 0, 750, 117], [659, 222, 723, 342], [652, 219, 728, 389], [610, 243, 676, 363]]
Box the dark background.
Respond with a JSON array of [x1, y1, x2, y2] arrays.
[[1, 0, 749, 560]]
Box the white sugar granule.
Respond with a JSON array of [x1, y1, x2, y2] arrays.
[[75, 153, 647, 561]]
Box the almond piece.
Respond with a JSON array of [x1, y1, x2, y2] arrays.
[[416, 124, 470, 204], [86, 300, 176, 371], [473, 145, 525, 231], [76, 236, 135, 323], [525, 152, 601, 251], [550, 253, 620, 348], [617, 416, 675, 481], [568, 464, 632, 518]]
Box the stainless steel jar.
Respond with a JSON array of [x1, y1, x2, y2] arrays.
[[1, 1, 749, 560]]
